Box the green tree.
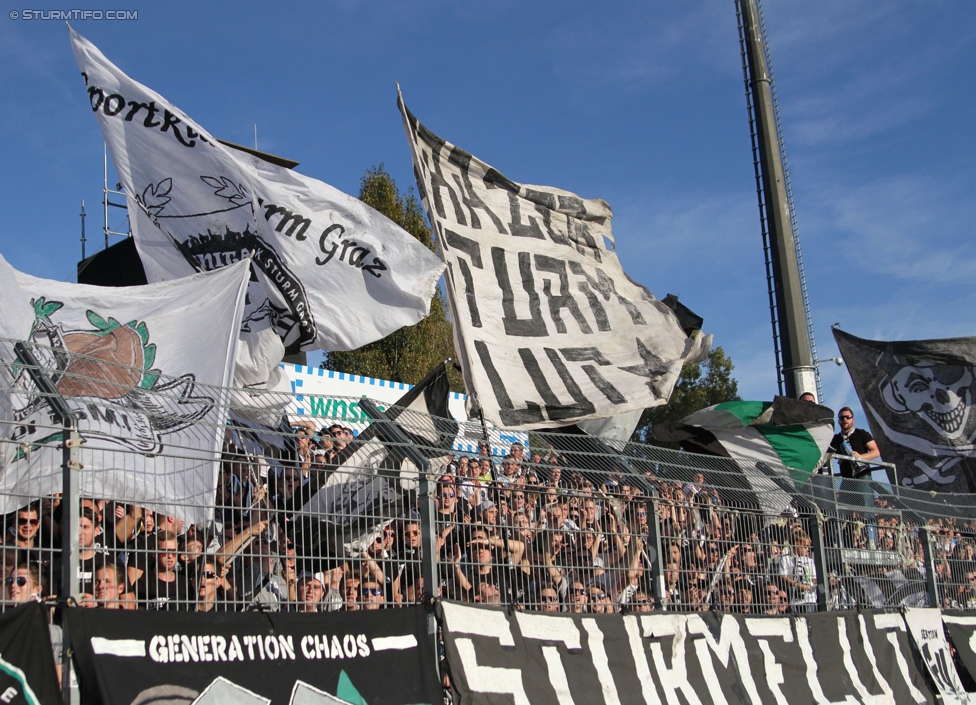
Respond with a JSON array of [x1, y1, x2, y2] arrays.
[[632, 346, 740, 447], [323, 165, 464, 392]]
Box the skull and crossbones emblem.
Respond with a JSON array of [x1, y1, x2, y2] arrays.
[[874, 356, 976, 488], [881, 361, 974, 440]]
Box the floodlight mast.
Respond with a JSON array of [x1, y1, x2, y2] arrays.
[[736, 0, 819, 401]]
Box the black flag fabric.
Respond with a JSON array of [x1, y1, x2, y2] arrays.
[[65, 605, 441, 705], [942, 612, 976, 691], [0, 603, 60, 705], [834, 328, 976, 492], [353, 361, 459, 458]]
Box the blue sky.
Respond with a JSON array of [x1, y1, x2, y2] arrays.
[[1, 1, 974, 428]]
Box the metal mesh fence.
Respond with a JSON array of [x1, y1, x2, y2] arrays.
[[1, 336, 975, 618]]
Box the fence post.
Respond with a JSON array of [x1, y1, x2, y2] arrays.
[[808, 513, 830, 612], [357, 400, 439, 671], [919, 526, 940, 609], [14, 342, 81, 705], [644, 487, 665, 608]]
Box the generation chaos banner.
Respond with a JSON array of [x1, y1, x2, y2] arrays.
[[66, 605, 440, 705]]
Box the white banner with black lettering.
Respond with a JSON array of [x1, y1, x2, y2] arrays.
[[399, 91, 711, 430], [439, 602, 937, 704], [71, 27, 445, 359], [905, 608, 970, 702], [0, 254, 249, 525]]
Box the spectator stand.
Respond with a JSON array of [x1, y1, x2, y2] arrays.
[[3, 335, 976, 694]]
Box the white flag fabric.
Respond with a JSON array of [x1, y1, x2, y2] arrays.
[[0, 255, 250, 525], [904, 609, 968, 702], [70, 27, 445, 357], [398, 92, 711, 430]]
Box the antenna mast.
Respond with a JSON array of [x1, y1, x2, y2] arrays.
[[735, 0, 821, 401]]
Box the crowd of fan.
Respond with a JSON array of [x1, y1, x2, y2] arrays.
[[2, 425, 976, 615]]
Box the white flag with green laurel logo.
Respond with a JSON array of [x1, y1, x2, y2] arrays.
[[0, 255, 249, 525]]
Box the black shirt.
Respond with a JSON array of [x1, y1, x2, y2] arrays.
[[829, 428, 875, 478]]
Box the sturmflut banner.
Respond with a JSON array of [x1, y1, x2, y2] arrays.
[[0, 255, 249, 524], [70, 27, 445, 360], [834, 328, 976, 492], [399, 92, 711, 430], [65, 605, 441, 705], [439, 601, 943, 704]]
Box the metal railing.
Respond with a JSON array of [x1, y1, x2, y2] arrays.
[[1, 337, 975, 622]]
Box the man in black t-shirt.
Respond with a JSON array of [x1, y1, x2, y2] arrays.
[[829, 407, 880, 478], [829, 408, 880, 510]]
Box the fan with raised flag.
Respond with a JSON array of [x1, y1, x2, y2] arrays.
[[298, 363, 458, 557]]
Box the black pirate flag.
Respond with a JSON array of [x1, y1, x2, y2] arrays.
[[834, 328, 976, 493]]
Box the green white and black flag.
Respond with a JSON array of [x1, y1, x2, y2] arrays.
[[834, 327, 976, 493], [652, 397, 835, 516]]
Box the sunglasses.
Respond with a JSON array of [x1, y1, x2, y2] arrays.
[[839, 415, 853, 420], [5, 576, 28, 587], [17, 518, 39, 526], [440, 492, 456, 499], [572, 588, 588, 595], [541, 594, 558, 602], [200, 571, 218, 580], [589, 592, 607, 599], [360, 588, 383, 597]]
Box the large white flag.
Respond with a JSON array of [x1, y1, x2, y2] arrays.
[[0, 255, 250, 524], [70, 27, 445, 358], [398, 92, 711, 429]]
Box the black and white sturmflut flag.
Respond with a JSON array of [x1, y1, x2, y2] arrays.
[[398, 90, 711, 430], [834, 327, 976, 493], [302, 363, 458, 551], [0, 254, 250, 525], [69, 28, 446, 386]]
